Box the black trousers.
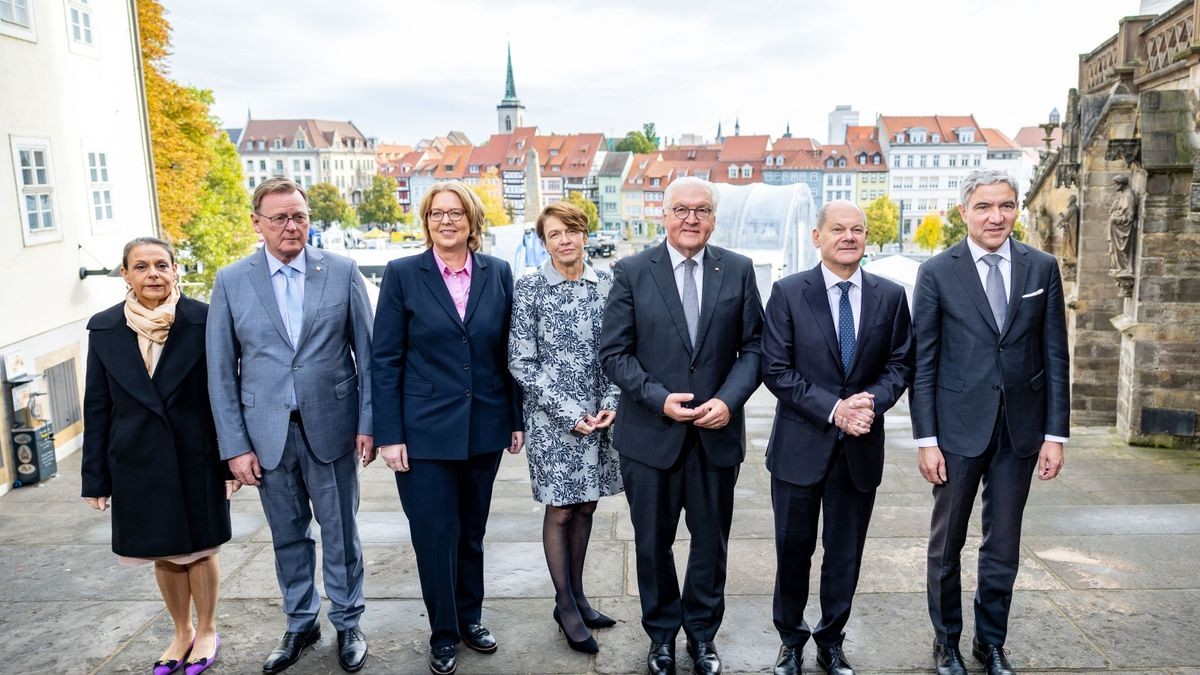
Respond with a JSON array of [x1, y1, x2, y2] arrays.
[[396, 451, 503, 647], [772, 443, 876, 649], [620, 430, 739, 643], [927, 408, 1038, 647]]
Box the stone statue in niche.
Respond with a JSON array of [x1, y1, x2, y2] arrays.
[[1108, 175, 1137, 277], [1056, 194, 1080, 261]]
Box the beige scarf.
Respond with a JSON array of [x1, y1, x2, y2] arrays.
[[124, 285, 181, 375]]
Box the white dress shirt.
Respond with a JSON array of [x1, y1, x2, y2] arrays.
[[823, 264, 864, 423], [916, 238, 1066, 448], [666, 242, 704, 307]]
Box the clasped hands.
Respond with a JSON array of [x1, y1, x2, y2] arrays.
[[663, 393, 732, 429], [834, 392, 876, 436], [379, 431, 525, 474], [573, 410, 616, 435]]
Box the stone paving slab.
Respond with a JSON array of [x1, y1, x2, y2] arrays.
[[1, 387, 1197, 673]]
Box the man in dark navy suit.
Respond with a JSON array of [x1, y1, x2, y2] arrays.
[[909, 169, 1069, 675], [762, 200, 913, 675], [600, 176, 763, 675]]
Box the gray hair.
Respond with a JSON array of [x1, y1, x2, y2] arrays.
[[664, 176, 720, 210], [815, 199, 866, 230], [959, 168, 1019, 206]]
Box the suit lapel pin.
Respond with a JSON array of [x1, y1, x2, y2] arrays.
[[315, 265, 322, 272], [714, 267, 720, 272]]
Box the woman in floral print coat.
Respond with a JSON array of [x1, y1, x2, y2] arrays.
[[509, 201, 623, 654]]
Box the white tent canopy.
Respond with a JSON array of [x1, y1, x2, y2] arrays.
[[862, 254, 922, 309]]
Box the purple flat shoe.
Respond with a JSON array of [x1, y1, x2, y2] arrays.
[[183, 634, 220, 675], [153, 639, 194, 675]]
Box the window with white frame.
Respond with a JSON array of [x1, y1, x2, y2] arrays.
[[1, 0, 35, 41], [86, 150, 113, 226], [67, 0, 92, 45], [11, 137, 60, 245], [727, 165, 737, 179], [741, 166, 752, 178]]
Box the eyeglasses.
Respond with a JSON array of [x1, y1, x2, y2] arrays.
[[257, 212, 310, 228], [671, 206, 713, 221], [428, 209, 466, 222]]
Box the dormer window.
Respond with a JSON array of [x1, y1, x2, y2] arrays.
[[895, 133, 904, 143], [838, 157, 847, 167], [825, 158, 834, 168], [872, 153, 881, 164], [957, 129, 975, 143], [728, 165, 738, 179], [931, 133, 940, 143], [909, 128, 927, 143], [858, 153, 867, 165], [549, 149, 559, 157], [741, 165, 752, 178]]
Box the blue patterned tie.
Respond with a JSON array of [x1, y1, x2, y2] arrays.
[[280, 265, 303, 348], [837, 281, 855, 373], [982, 254, 1007, 332]]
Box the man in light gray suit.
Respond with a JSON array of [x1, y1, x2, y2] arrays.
[[208, 177, 375, 673]]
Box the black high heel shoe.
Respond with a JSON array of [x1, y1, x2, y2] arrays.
[[581, 609, 617, 629], [552, 607, 599, 654]]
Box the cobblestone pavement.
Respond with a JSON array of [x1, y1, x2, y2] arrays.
[[2, 388, 1198, 674]]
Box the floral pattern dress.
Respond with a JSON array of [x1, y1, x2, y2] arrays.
[[509, 261, 623, 506]]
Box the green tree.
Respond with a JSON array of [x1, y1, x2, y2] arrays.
[[308, 182, 353, 227], [943, 206, 967, 246], [643, 122, 659, 148], [469, 168, 510, 228], [915, 212, 945, 252], [1012, 218, 1027, 242], [863, 196, 899, 251], [356, 174, 403, 228], [615, 130, 656, 154], [566, 191, 600, 232], [179, 130, 255, 296]]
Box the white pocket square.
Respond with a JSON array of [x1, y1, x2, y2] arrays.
[[1021, 288, 1044, 298]]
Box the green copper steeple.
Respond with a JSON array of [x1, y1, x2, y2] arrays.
[[502, 43, 518, 102]]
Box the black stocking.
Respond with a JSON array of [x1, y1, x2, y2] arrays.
[[543, 504, 590, 641], [568, 500, 599, 619]]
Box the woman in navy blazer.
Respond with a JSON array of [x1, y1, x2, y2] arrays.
[[372, 181, 524, 675]]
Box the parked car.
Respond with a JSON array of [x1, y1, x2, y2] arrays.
[[586, 232, 616, 258]]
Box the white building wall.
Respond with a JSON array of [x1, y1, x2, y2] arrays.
[[885, 144, 987, 240], [0, 0, 157, 494]]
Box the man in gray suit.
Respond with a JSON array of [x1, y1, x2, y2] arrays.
[[208, 177, 375, 673]]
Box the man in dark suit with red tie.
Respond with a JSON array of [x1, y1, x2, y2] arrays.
[[600, 176, 764, 675], [909, 169, 1069, 675], [761, 200, 914, 675]]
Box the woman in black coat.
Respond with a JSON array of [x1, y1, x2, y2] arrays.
[[82, 237, 235, 675]]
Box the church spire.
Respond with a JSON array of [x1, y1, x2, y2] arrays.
[[503, 42, 518, 101]]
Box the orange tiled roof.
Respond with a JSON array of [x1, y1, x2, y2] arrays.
[[980, 128, 1020, 151], [241, 119, 369, 151]]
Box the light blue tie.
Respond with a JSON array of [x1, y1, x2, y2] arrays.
[[837, 281, 855, 374], [280, 265, 303, 348]]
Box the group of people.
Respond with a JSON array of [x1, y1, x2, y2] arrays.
[[81, 168, 1068, 675]]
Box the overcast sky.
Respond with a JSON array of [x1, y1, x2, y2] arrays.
[[160, 0, 1142, 146]]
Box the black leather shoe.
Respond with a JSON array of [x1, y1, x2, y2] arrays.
[[262, 626, 321, 674], [460, 623, 497, 654], [933, 641, 967, 675], [972, 638, 1015, 675], [429, 644, 456, 675], [336, 627, 368, 672], [686, 639, 721, 675], [816, 643, 854, 675], [647, 641, 676, 675], [773, 644, 802, 675]]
